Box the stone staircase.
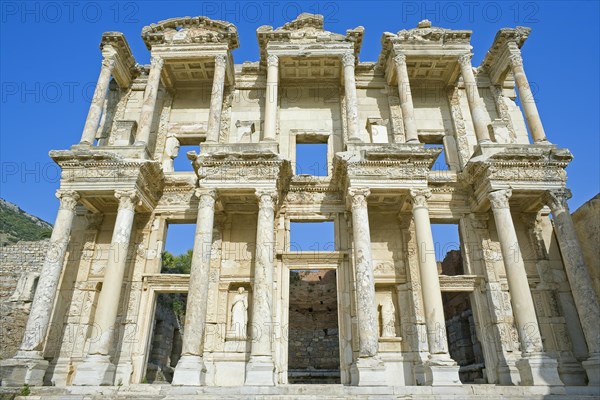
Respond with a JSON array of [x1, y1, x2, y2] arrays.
[[1, 384, 599, 399]]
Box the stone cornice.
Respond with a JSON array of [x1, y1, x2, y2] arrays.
[[461, 144, 572, 210], [49, 149, 164, 212], [100, 32, 137, 88], [481, 26, 531, 85]]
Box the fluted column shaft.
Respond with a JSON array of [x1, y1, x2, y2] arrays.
[[342, 52, 360, 142], [458, 53, 491, 143], [135, 55, 164, 146], [544, 189, 600, 357], [80, 54, 116, 145], [394, 54, 419, 143], [18, 190, 80, 356], [410, 189, 450, 356], [206, 55, 227, 143], [488, 189, 544, 354], [88, 190, 138, 356], [263, 55, 278, 142], [508, 52, 547, 142], [348, 188, 379, 357]]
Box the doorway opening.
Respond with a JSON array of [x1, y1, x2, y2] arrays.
[[144, 293, 187, 383], [288, 270, 340, 384]]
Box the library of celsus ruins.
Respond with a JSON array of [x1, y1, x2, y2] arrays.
[[1, 13, 599, 398]]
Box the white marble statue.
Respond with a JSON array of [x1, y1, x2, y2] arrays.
[[230, 287, 248, 339], [380, 298, 396, 338]]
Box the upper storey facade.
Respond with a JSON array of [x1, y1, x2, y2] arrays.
[[70, 14, 546, 175]]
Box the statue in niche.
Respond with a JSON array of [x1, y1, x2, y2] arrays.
[[162, 136, 180, 172], [380, 297, 397, 338], [230, 287, 248, 340]]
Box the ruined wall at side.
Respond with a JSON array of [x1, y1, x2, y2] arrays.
[[572, 193, 600, 300], [0, 240, 49, 359]]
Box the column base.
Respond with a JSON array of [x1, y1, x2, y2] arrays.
[[72, 354, 115, 386], [350, 356, 386, 386], [424, 354, 461, 386], [0, 352, 48, 386], [516, 352, 563, 386], [244, 355, 275, 386], [172, 355, 207, 386], [497, 362, 521, 385], [582, 353, 600, 386]]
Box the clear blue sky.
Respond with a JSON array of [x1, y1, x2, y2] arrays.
[[1, 1, 598, 255]]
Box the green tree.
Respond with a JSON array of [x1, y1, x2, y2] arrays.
[[161, 249, 193, 274]]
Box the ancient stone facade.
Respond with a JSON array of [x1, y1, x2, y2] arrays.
[[1, 13, 599, 396]]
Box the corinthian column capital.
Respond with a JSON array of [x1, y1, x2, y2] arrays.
[[195, 188, 218, 208], [341, 52, 355, 67], [458, 53, 473, 66], [266, 54, 278, 67], [347, 187, 370, 209], [214, 54, 227, 69], [56, 190, 80, 211], [488, 189, 512, 210], [101, 54, 117, 70], [393, 53, 407, 67], [409, 188, 432, 209], [256, 189, 277, 209], [114, 190, 139, 211], [150, 55, 164, 69], [508, 53, 523, 68], [543, 188, 572, 213]]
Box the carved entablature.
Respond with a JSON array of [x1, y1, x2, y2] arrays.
[[481, 26, 531, 85], [378, 19, 472, 85], [256, 13, 364, 67], [100, 32, 137, 88], [189, 149, 292, 195], [141, 16, 239, 50], [462, 145, 572, 208], [333, 144, 441, 191], [49, 149, 164, 212], [155, 173, 198, 212]]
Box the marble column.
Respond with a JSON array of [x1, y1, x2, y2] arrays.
[[263, 55, 278, 142], [347, 188, 385, 386], [206, 54, 227, 143], [73, 190, 138, 386], [508, 52, 547, 142], [342, 52, 360, 142], [488, 189, 562, 385], [544, 188, 600, 385], [80, 54, 117, 145], [135, 55, 164, 146], [409, 189, 460, 385], [458, 53, 491, 143], [393, 54, 419, 143], [246, 189, 277, 385], [172, 188, 217, 386], [0, 191, 80, 386]]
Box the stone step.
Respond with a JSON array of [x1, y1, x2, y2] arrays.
[[2, 384, 600, 400]]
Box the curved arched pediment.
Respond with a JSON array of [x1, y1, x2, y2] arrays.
[[142, 16, 239, 50]]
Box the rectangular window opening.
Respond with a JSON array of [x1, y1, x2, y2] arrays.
[[289, 221, 335, 252], [172, 145, 198, 172], [295, 143, 328, 176], [431, 223, 463, 275], [424, 143, 449, 171], [162, 223, 195, 274]]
